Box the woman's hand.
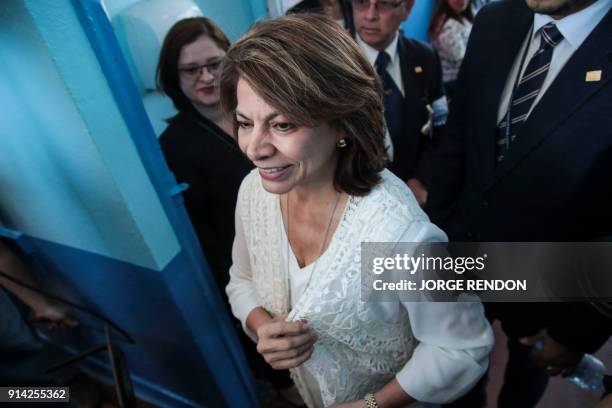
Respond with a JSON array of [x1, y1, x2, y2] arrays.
[[256, 316, 317, 370]]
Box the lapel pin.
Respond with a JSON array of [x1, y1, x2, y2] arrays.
[[414, 66, 423, 74], [585, 70, 602, 82]]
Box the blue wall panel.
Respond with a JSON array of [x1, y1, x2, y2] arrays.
[[8, 233, 224, 407], [0, 0, 257, 406], [401, 0, 436, 41]]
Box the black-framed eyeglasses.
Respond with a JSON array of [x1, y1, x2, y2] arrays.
[[351, 0, 405, 12], [178, 58, 224, 78]]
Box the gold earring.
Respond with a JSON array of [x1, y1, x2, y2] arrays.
[[337, 138, 347, 148]]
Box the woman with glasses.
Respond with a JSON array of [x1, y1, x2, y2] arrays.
[[157, 17, 252, 300], [156, 13, 257, 368], [224, 14, 493, 408], [158, 18, 309, 406]]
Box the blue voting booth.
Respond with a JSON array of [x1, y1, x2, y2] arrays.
[[0, 1, 434, 406], [0, 0, 260, 406]]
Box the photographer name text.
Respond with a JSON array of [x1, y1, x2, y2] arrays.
[[373, 279, 527, 292]]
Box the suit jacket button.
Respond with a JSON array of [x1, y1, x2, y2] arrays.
[[466, 231, 474, 239], [481, 200, 489, 207]]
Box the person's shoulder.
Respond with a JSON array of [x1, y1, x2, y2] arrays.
[[240, 168, 260, 189], [237, 169, 263, 201], [350, 171, 431, 242], [399, 35, 442, 79], [159, 112, 196, 145], [442, 17, 464, 29], [475, 0, 529, 26], [462, 1, 528, 56], [366, 170, 428, 221], [400, 35, 436, 60]]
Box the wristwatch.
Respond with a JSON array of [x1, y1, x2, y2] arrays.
[[364, 393, 378, 408]]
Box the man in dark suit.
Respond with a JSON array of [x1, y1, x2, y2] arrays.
[[427, 0, 612, 406], [352, 0, 447, 206]]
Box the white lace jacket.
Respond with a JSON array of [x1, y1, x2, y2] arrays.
[[227, 169, 494, 407]]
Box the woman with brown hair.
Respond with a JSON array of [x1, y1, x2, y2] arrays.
[[157, 17, 252, 301], [156, 17, 308, 404], [428, 0, 474, 97], [223, 14, 493, 408]]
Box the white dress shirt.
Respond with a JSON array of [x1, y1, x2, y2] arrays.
[[356, 33, 404, 160], [497, 0, 612, 122]]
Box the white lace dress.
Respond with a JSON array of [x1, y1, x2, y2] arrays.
[[227, 169, 493, 407]]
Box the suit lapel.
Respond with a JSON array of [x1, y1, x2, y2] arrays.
[[397, 36, 419, 100], [397, 36, 424, 120], [487, 8, 612, 191], [477, 2, 533, 179]]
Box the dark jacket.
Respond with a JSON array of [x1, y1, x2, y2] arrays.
[[427, 0, 612, 351], [389, 35, 445, 184], [160, 111, 252, 298]]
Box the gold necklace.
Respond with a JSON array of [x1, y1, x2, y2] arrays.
[[285, 190, 342, 312]]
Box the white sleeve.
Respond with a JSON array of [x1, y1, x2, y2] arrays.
[[225, 196, 260, 342], [394, 221, 494, 404]]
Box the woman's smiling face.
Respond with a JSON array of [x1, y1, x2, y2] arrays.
[[235, 77, 340, 195]]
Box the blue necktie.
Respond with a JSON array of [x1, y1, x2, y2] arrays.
[[496, 23, 563, 163], [375, 51, 403, 145]]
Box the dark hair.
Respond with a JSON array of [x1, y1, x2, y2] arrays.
[[428, 0, 474, 38], [157, 17, 230, 112], [220, 14, 388, 196], [286, 0, 355, 36]]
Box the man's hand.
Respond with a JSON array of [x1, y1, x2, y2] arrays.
[[406, 178, 428, 207], [520, 330, 583, 376], [256, 316, 316, 370]]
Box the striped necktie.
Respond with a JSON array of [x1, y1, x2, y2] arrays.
[[496, 23, 564, 163]]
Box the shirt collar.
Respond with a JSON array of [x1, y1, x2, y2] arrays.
[[356, 31, 400, 67], [533, 0, 612, 50]]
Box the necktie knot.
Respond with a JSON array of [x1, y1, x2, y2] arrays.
[[375, 51, 391, 74], [540, 23, 563, 48]]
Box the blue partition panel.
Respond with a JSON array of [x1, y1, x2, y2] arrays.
[[401, 0, 436, 41], [0, 0, 258, 406]]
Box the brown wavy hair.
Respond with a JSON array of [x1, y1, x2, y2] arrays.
[[219, 13, 388, 196]]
